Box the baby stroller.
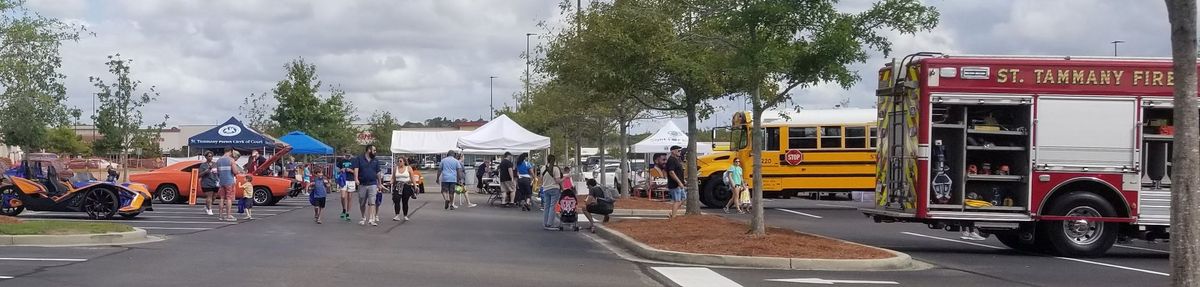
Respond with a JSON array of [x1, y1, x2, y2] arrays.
[[557, 189, 580, 231]]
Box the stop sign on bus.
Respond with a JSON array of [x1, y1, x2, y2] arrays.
[[785, 149, 804, 165]]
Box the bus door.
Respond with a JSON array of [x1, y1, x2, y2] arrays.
[[756, 127, 782, 191]]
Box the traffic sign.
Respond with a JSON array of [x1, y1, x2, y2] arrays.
[[784, 149, 804, 165]]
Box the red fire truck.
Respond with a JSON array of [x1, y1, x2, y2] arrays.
[[864, 52, 1186, 257]]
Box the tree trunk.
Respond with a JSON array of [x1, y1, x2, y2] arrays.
[[749, 86, 766, 235], [599, 131, 607, 187], [1167, 0, 1199, 285], [576, 136, 583, 189], [685, 107, 701, 215], [618, 118, 631, 197]]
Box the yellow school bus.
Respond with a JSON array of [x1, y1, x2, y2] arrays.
[[695, 109, 878, 207]]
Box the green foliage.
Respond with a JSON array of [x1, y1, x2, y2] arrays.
[[366, 110, 398, 154], [268, 58, 359, 153], [0, 220, 133, 235], [240, 92, 278, 135], [90, 54, 160, 157], [45, 126, 89, 155], [0, 0, 84, 151]]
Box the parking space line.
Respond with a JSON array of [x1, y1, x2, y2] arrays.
[[0, 257, 87, 262], [900, 232, 1170, 277], [774, 208, 823, 218], [0, 276, 12, 279], [1115, 244, 1170, 254], [22, 219, 235, 225], [134, 211, 279, 216], [816, 203, 856, 208], [651, 267, 743, 287]]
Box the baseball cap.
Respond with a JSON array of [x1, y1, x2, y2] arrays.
[[670, 145, 683, 151]]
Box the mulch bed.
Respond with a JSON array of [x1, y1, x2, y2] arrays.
[[608, 215, 894, 259], [0, 216, 24, 224], [614, 197, 673, 210]]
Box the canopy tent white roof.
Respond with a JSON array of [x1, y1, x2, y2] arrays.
[[456, 115, 551, 153], [391, 130, 508, 155], [632, 121, 715, 155]]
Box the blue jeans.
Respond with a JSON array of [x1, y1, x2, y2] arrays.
[[541, 188, 561, 227]]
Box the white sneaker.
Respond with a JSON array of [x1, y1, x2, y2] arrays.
[[452, 204, 459, 209], [205, 209, 213, 216], [403, 216, 410, 221], [393, 215, 402, 221], [961, 232, 986, 241], [468, 203, 478, 208], [370, 220, 378, 226], [358, 219, 366, 225]]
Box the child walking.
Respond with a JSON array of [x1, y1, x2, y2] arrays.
[[239, 175, 255, 220], [310, 170, 328, 224]]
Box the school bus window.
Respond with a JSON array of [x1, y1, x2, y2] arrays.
[[873, 126, 883, 147], [787, 127, 817, 149], [820, 126, 842, 148], [765, 127, 781, 151], [845, 127, 867, 148]]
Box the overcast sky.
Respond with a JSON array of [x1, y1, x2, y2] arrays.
[[26, 0, 1179, 133]]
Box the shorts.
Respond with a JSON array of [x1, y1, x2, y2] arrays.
[[310, 197, 326, 208], [669, 187, 687, 202], [239, 197, 254, 209], [219, 185, 237, 199], [345, 181, 358, 192], [358, 184, 379, 206], [500, 181, 516, 193], [441, 182, 457, 194], [202, 187, 218, 194], [587, 203, 613, 215]]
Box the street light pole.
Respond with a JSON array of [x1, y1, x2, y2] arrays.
[[1111, 40, 1125, 57], [489, 76, 497, 120], [525, 33, 536, 110]]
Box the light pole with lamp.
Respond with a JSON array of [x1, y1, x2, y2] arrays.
[[524, 33, 536, 110], [489, 76, 497, 120], [1111, 40, 1124, 56]]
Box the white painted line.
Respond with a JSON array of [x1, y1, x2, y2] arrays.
[[774, 208, 823, 219], [767, 278, 899, 285], [0, 276, 12, 279], [1114, 244, 1170, 254], [22, 219, 235, 225], [901, 232, 1170, 277], [651, 267, 743, 287], [138, 227, 212, 230], [0, 257, 87, 262], [138, 211, 278, 216]]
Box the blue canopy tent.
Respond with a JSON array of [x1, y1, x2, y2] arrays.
[[279, 131, 333, 155], [188, 117, 276, 150]]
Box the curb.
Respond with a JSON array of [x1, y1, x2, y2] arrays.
[[0, 228, 156, 247], [596, 225, 921, 271], [611, 209, 672, 217]]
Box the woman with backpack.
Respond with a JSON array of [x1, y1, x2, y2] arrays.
[[515, 153, 535, 211], [582, 178, 614, 233], [539, 154, 563, 230]]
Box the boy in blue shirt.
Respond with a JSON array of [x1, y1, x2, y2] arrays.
[[310, 170, 329, 224]]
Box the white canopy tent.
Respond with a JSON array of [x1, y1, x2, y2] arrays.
[[632, 121, 687, 153], [390, 130, 508, 155], [457, 115, 551, 153]]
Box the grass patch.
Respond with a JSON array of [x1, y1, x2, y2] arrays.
[[0, 220, 134, 235]]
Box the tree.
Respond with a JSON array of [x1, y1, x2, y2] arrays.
[[366, 110, 398, 154], [240, 92, 277, 135], [45, 126, 89, 155], [0, 0, 84, 152], [269, 58, 359, 153], [696, 0, 938, 235], [91, 54, 160, 181], [1166, 0, 1199, 284]]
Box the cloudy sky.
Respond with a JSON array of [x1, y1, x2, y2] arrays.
[[25, 0, 1179, 133]]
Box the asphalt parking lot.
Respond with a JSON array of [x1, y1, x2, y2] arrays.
[[0, 190, 1173, 287]]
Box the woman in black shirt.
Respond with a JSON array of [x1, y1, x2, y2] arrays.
[[581, 179, 613, 233]]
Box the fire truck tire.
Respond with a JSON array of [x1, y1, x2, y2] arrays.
[[1037, 191, 1118, 257], [995, 232, 1038, 252], [700, 173, 731, 208]]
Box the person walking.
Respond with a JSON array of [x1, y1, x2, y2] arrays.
[[351, 145, 383, 226], [539, 154, 564, 230], [198, 151, 220, 216], [666, 146, 686, 218], [515, 153, 534, 211], [239, 175, 256, 220], [216, 149, 242, 222], [390, 156, 417, 221], [498, 152, 517, 207], [724, 158, 746, 214], [455, 153, 477, 208], [475, 159, 490, 194], [437, 150, 463, 210], [338, 154, 354, 222], [310, 169, 328, 224]]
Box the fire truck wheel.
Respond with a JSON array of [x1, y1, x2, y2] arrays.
[[995, 232, 1037, 252], [1037, 191, 1118, 257]]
